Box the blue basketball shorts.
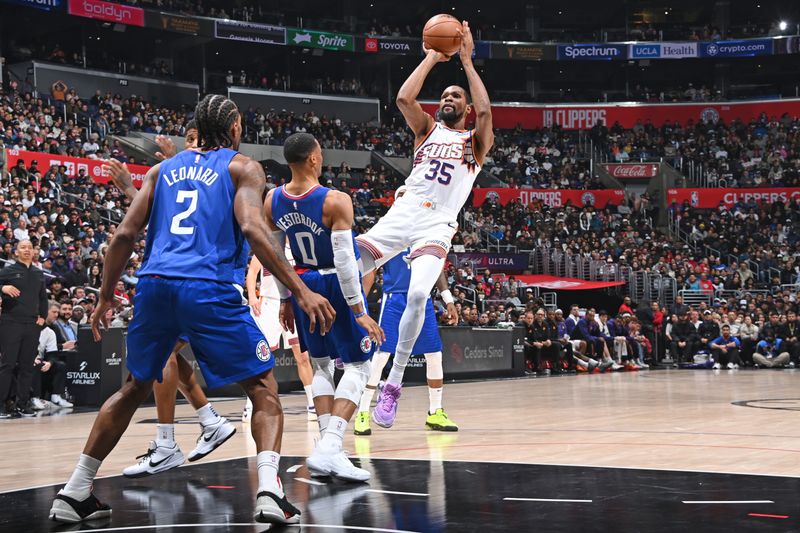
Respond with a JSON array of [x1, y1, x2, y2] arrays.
[[378, 292, 442, 355], [291, 269, 375, 363], [126, 276, 273, 389]]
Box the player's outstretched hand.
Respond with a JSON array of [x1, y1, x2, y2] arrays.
[[91, 296, 114, 341], [459, 21, 474, 61], [446, 302, 459, 325], [296, 291, 336, 335], [154, 135, 178, 160], [102, 159, 133, 192], [356, 314, 385, 347], [423, 43, 451, 62], [249, 296, 262, 317], [279, 301, 295, 333]]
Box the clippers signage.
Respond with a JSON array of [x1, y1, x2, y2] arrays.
[[558, 44, 626, 61], [667, 188, 800, 209], [6, 149, 150, 188], [287, 28, 354, 52], [515, 275, 625, 290], [629, 42, 698, 59], [68, 0, 143, 26], [420, 98, 800, 130], [603, 163, 660, 179], [215, 20, 286, 45], [472, 188, 625, 208], [700, 39, 772, 57], [5, 0, 62, 11], [363, 37, 420, 55]]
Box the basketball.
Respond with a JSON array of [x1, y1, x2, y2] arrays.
[[423, 14, 463, 56]]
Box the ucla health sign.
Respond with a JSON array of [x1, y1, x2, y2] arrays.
[[558, 44, 625, 60], [629, 42, 697, 59], [700, 39, 772, 57]]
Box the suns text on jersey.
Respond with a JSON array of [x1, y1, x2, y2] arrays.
[[415, 142, 464, 165], [162, 165, 220, 187], [274, 212, 324, 235]]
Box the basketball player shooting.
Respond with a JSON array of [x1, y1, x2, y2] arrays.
[[356, 20, 493, 427]]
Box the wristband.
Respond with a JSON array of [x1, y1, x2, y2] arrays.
[[440, 289, 455, 305], [354, 310, 366, 319]]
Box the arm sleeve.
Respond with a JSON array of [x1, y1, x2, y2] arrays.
[[331, 229, 364, 307]]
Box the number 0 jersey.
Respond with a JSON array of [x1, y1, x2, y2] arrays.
[[138, 148, 248, 283], [271, 184, 360, 271], [407, 121, 482, 215]]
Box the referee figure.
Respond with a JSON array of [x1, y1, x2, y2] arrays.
[[0, 240, 48, 418]]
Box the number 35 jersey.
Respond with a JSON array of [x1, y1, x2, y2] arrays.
[[139, 148, 249, 284], [406, 121, 482, 216], [271, 184, 360, 271]]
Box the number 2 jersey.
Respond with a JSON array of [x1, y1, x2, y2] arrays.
[[406, 121, 482, 216], [139, 148, 249, 284]]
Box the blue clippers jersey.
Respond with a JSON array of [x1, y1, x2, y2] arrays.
[[139, 148, 247, 283], [271, 184, 359, 270], [382, 249, 411, 294]]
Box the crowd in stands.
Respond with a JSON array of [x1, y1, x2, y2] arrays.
[[594, 114, 800, 188]]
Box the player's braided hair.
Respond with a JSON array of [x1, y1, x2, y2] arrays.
[[194, 94, 239, 149]]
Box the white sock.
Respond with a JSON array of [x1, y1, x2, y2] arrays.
[[428, 387, 443, 414], [387, 361, 406, 386], [197, 403, 221, 426], [359, 387, 376, 412], [303, 385, 314, 408], [256, 451, 283, 497], [319, 415, 346, 452], [318, 413, 331, 436], [61, 454, 101, 500], [156, 423, 175, 447]]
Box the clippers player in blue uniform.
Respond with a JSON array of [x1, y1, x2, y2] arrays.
[[50, 95, 335, 525], [265, 132, 384, 482], [355, 187, 459, 435], [103, 122, 239, 478]]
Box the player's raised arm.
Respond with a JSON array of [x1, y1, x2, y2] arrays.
[[326, 190, 385, 345], [458, 21, 494, 162], [231, 156, 335, 334], [91, 164, 158, 340], [396, 45, 448, 139]]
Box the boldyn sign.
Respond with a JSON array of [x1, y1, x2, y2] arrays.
[[558, 44, 625, 61]]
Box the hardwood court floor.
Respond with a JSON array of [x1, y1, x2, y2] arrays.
[[1, 369, 799, 494]]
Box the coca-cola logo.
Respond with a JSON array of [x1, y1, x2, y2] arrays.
[[606, 164, 659, 178]]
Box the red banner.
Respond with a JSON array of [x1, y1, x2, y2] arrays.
[[603, 163, 659, 179], [667, 187, 800, 209], [515, 275, 625, 290], [5, 149, 150, 187], [68, 0, 145, 26], [420, 98, 800, 130], [473, 188, 625, 208]]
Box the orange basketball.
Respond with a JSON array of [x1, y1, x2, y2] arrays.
[[423, 14, 462, 56]]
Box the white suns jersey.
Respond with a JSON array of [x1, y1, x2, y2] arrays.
[[406, 122, 481, 215], [260, 243, 295, 301]]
